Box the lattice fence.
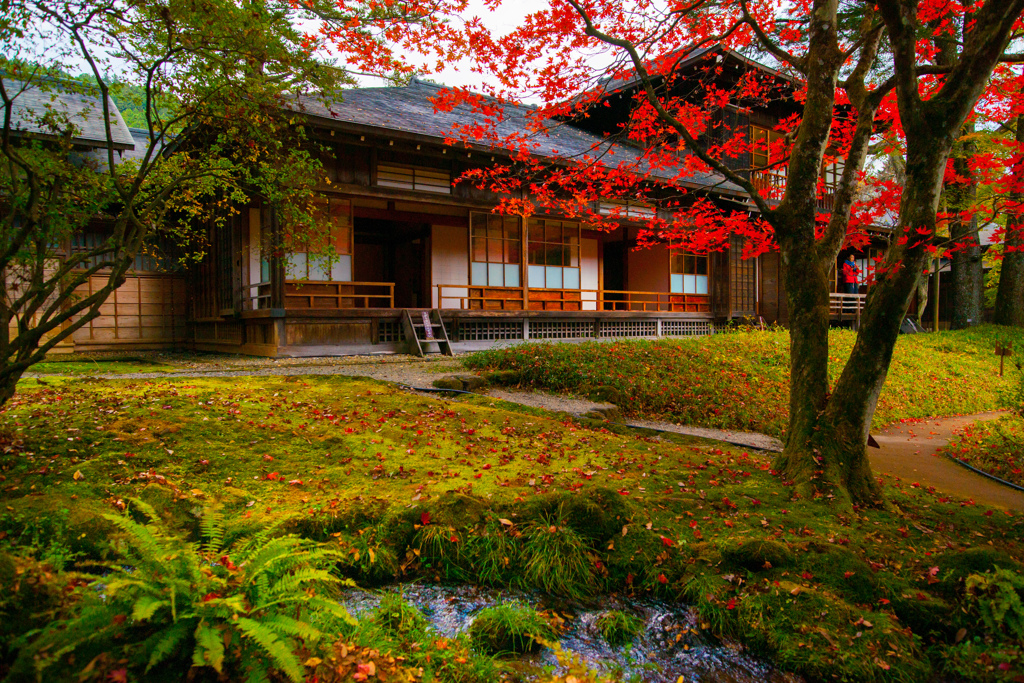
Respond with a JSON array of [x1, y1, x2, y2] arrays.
[[457, 320, 524, 341], [661, 320, 714, 337], [598, 320, 658, 338], [529, 320, 594, 339], [377, 320, 405, 343]]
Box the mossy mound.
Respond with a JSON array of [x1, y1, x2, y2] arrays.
[[481, 370, 521, 386], [932, 547, 1022, 598], [589, 385, 624, 405], [722, 539, 794, 572], [469, 603, 555, 655], [890, 591, 955, 641], [802, 543, 883, 604], [518, 489, 627, 542], [734, 584, 931, 683]]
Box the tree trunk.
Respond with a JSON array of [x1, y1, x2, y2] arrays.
[[994, 221, 1024, 326], [0, 374, 18, 406], [772, 216, 839, 497], [949, 123, 984, 329], [774, 137, 949, 505], [777, 225, 833, 450], [994, 114, 1024, 327]]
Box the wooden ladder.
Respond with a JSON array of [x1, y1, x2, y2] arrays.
[[402, 309, 453, 357]]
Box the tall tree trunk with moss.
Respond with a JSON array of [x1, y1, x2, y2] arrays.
[[948, 123, 985, 329], [935, 9, 985, 330], [994, 114, 1024, 327]]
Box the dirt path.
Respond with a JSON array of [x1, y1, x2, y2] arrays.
[[871, 412, 1024, 510]]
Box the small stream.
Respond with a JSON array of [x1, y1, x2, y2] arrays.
[[341, 584, 802, 683]]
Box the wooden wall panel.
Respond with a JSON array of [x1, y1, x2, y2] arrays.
[[70, 274, 188, 349], [759, 252, 783, 324]]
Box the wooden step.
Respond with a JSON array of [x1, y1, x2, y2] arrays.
[[401, 309, 453, 357]]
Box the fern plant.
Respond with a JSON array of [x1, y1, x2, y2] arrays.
[[7, 501, 353, 683], [965, 568, 1024, 642]]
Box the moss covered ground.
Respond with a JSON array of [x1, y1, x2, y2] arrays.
[[465, 326, 1024, 438], [1, 373, 1023, 682], [28, 355, 176, 375]]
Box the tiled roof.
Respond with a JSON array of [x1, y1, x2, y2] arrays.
[[3, 78, 134, 149], [295, 78, 743, 195], [587, 46, 798, 100]]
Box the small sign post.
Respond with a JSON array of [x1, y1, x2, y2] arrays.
[[421, 311, 435, 340], [995, 341, 1013, 377]]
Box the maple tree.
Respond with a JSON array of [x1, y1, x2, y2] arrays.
[[327, 0, 1024, 504]]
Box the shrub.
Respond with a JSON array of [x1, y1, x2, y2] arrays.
[[468, 602, 555, 655], [7, 501, 352, 682]]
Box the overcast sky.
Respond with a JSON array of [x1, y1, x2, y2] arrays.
[[336, 0, 552, 93]]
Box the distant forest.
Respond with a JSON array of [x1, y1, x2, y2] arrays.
[[107, 82, 177, 129]]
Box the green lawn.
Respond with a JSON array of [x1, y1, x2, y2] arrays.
[[465, 325, 1024, 437], [1, 374, 1022, 682]]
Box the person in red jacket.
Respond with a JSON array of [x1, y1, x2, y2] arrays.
[[841, 254, 859, 294]]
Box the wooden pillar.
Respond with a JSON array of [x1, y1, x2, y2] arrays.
[[521, 216, 529, 310], [270, 206, 286, 311]]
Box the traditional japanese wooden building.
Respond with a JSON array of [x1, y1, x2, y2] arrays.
[[186, 48, 805, 357], [45, 47, 885, 356]]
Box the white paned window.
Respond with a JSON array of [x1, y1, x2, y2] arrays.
[[527, 219, 581, 289], [670, 251, 709, 295], [285, 198, 353, 281], [470, 213, 521, 287]]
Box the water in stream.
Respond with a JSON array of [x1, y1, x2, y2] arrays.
[[341, 584, 803, 683]]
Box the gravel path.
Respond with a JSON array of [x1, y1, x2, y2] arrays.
[[26, 353, 466, 387], [485, 388, 785, 451]]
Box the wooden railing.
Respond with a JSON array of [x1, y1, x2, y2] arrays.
[[601, 289, 710, 313], [830, 292, 865, 321], [752, 170, 786, 200], [436, 285, 526, 310], [436, 285, 710, 313], [243, 281, 273, 311], [285, 280, 394, 309]]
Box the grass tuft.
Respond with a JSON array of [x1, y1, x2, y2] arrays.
[[468, 602, 555, 656], [594, 610, 643, 647], [372, 592, 430, 636], [521, 516, 597, 599]]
